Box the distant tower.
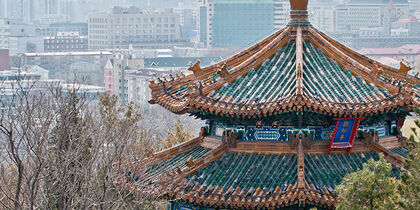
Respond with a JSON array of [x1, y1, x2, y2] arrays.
[[274, 0, 290, 30], [48, 0, 59, 15], [197, 0, 211, 47], [384, 0, 397, 36], [198, 0, 274, 47], [61, 0, 78, 21], [0, 0, 6, 18]]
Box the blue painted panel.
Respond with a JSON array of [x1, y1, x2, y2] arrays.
[[206, 121, 392, 142], [332, 119, 356, 144], [171, 201, 216, 210], [244, 126, 292, 141]]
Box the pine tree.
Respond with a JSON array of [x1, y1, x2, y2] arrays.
[[45, 91, 92, 209], [162, 120, 192, 150], [399, 112, 420, 209], [335, 153, 402, 210]]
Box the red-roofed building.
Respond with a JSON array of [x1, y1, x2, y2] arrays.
[[392, 15, 420, 36]]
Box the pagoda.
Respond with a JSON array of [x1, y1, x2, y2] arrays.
[[126, 0, 420, 209]]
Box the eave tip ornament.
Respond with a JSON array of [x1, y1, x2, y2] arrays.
[[290, 0, 308, 11], [398, 61, 411, 76], [188, 60, 202, 77]]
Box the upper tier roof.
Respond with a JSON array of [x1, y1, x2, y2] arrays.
[[149, 0, 420, 118]]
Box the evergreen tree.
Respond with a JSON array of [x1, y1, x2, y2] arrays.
[[335, 153, 402, 210], [45, 91, 92, 209], [162, 120, 192, 150], [399, 115, 420, 209]]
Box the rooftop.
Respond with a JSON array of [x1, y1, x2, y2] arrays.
[[23, 51, 112, 57], [359, 44, 420, 55]]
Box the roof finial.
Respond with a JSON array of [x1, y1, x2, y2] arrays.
[[288, 0, 310, 26], [290, 0, 308, 11]]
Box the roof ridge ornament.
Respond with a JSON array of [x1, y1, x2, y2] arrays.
[[218, 63, 231, 81], [371, 62, 383, 77], [398, 61, 411, 76], [290, 0, 308, 11], [188, 60, 202, 77], [295, 27, 304, 99], [288, 0, 310, 26]]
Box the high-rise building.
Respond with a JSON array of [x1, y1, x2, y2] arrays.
[[5, 0, 32, 23], [0, 0, 6, 18], [0, 19, 10, 49], [198, 0, 274, 47], [88, 7, 182, 50], [274, 0, 289, 30], [60, 0, 78, 21], [47, 0, 59, 15], [198, 0, 209, 46], [174, 5, 199, 40], [309, 0, 336, 34]]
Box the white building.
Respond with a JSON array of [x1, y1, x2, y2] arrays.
[[309, 1, 336, 34], [408, 0, 420, 16], [126, 69, 172, 104], [0, 19, 42, 55], [88, 6, 182, 50], [21, 65, 49, 80], [334, 0, 410, 34], [3, 0, 32, 23], [0, 0, 6, 18], [0, 19, 10, 49]]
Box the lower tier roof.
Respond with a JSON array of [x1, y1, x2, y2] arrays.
[[122, 135, 407, 209]]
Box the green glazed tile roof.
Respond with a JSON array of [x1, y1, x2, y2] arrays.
[[138, 146, 211, 182], [208, 39, 391, 106], [210, 40, 297, 104], [186, 152, 297, 194], [150, 26, 419, 118], [390, 147, 410, 158], [302, 41, 389, 103], [305, 151, 401, 192]]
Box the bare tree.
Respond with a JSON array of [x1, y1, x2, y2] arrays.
[[0, 80, 162, 209], [0, 79, 59, 210]]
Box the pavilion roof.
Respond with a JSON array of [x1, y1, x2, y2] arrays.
[[149, 19, 420, 118], [121, 135, 406, 209]]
